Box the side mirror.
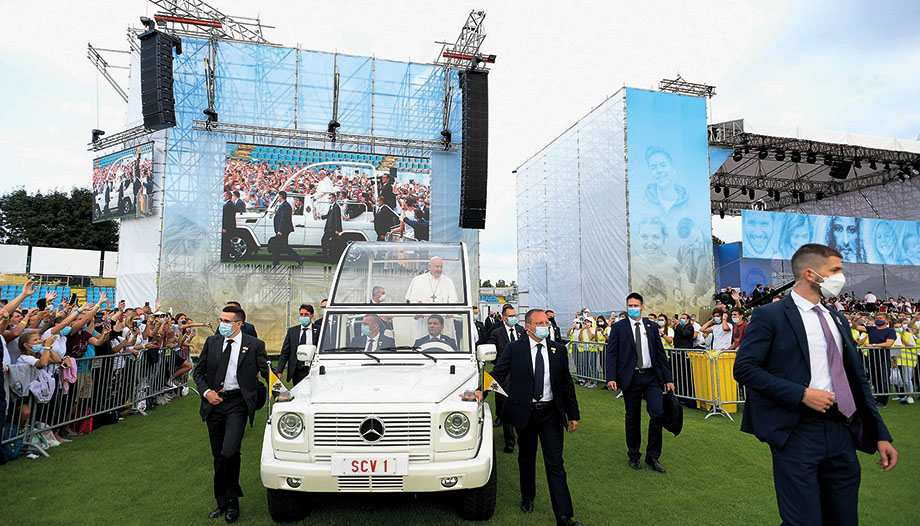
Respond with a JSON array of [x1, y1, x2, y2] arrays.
[[297, 344, 317, 363], [476, 343, 497, 362]]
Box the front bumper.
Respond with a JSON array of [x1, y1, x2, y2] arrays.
[[260, 404, 494, 493]]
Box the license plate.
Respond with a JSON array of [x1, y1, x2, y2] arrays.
[[332, 454, 408, 476]]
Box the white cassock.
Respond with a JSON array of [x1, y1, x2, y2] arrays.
[[405, 273, 459, 303]]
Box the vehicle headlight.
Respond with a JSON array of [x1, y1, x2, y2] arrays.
[[444, 412, 470, 439], [277, 413, 304, 439]]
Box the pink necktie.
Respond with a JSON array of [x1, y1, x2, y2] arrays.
[[815, 309, 856, 418]]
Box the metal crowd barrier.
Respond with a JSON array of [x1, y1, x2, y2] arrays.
[[566, 341, 920, 421], [2, 347, 191, 460]]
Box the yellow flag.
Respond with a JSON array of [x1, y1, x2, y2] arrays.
[[483, 370, 507, 397], [268, 369, 286, 393]]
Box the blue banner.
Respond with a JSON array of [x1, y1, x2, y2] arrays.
[[625, 88, 714, 315], [742, 210, 920, 266]]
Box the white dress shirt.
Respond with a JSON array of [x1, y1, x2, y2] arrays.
[[631, 319, 652, 368], [364, 334, 379, 352], [528, 336, 553, 402], [791, 291, 843, 393], [221, 331, 244, 391]]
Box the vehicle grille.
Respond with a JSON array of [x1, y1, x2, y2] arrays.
[[313, 412, 431, 447], [337, 475, 404, 492]]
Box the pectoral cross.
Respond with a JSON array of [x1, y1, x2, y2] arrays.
[[431, 293, 438, 301]]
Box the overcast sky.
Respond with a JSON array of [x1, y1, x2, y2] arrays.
[[2, 1, 918, 283]]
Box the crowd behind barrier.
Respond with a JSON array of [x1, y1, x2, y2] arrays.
[[565, 342, 920, 419], [2, 348, 191, 461]]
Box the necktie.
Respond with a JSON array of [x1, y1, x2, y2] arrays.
[[533, 343, 545, 401], [366, 338, 375, 352], [635, 322, 644, 367], [815, 310, 856, 418], [299, 327, 307, 345], [509, 327, 516, 341], [215, 339, 233, 390]]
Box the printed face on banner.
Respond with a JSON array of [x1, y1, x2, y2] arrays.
[[91, 142, 156, 223], [219, 143, 432, 266], [742, 209, 920, 266], [625, 89, 714, 316]]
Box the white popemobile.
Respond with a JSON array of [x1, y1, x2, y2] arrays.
[[260, 242, 498, 522]]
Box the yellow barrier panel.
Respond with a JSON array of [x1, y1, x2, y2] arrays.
[[689, 350, 740, 413]]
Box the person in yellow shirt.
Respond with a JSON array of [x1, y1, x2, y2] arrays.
[[657, 314, 675, 350], [893, 318, 916, 404]]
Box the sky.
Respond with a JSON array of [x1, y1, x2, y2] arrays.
[[1, 1, 918, 283]]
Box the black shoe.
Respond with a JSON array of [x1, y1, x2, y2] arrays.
[[628, 459, 641, 470], [207, 507, 225, 519], [225, 503, 240, 523], [503, 445, 514, 453], [557, 517, 583, 526], [521, 499, 534, 513], [645, 457, 666, 473]]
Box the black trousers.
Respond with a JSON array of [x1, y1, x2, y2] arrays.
[[623, 369, 664, 461], [206, 391, 248, 507], [271, 232, 301, 265], [495, 394, 515, 448], [516, 404, 574, 519], [770, 416, 860, 526]]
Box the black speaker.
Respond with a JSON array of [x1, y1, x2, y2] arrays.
[[828, 159, 853, 180], [138, 29, 181, 131], [459, 69, 488, 230]]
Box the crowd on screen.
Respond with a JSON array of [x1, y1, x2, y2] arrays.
[[92, 154, 155, 204], [222, 158, 430, 219], [1, 282, 202, 464]]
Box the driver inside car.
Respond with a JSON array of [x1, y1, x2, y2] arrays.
[[413, 314, 457, 350]]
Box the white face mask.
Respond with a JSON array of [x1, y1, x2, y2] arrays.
[[810, 269, 846, 298]]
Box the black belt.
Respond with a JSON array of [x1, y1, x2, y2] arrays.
[[800, 404, 851, 424], [635, 367, 650, 373], [531, 401, 553, 410], [220, 389, 243, 399]]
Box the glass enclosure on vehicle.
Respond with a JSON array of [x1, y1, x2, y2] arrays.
[[319, 312, 473, 355], [331, 243, 468, 306]]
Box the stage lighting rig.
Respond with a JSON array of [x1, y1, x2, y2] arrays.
[[824, 153, 834, 165], [869, 159, 877, 170], [740, 186, 747, 194], [767, 188, 774, 198], [203, 107, 218, 129], [791, 189, 799, 199], [713, 184, 722, 193], [790, 150, 801, 163], [719, 208, 725, 219], [774, 190, 781, 201], [853, 156, 862, 169], [884, 161, 891, 171], [748, 188, 755, 200], [757, 147, 768, 160], [798, 192, 806, 203], [722, 186, 730, 198], [91, 129, 105, 144], [774, 148, 785, 161], [816, 191, 825, 201], [140, 16, 156, 31], [440, 129, 452, 150], [806, 150, 816, 163], [732, 149, 742, 162]]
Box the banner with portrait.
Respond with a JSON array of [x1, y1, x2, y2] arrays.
[[220, 143, 432, 266], [625, 88, 714, 315], [742, 209, 920, 266], [91, 142, 155, 222]]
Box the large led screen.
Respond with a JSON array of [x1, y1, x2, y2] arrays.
[[625, 88, 714, 315], [92, 142, 155, 222], [742, 209, 920, 266], [221, 143, 432, 266]]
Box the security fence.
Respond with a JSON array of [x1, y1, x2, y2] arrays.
[[2, 348, 191, 461], [567, 342, 919, 421]]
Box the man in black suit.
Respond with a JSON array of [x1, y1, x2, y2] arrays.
[[380, 172, 397, 209], [545, 310, 565, 344], [272, 191, 303, 266], [194, 305, 269, 523], [413, 314, 457, 350], [479, 309, 582, 526], [488, 304, 526, 453], [321, 193, 345, 263], [221, 191, 238, 261], [734, 244, 897, 525], [349, 314, 395, 352], [605, 292, 675, 473], [275, 304, 319, 386], [473, 305, 486, 343], [372, 196, 399, 241], [233, 191, 246, 214]]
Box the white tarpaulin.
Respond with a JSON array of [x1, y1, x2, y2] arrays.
[[30, 247, 101, 276], [0, 244, 28, 273], [102, 251, 119, 278]]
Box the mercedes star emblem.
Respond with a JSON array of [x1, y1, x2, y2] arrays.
[[359, 417, 386, 442]]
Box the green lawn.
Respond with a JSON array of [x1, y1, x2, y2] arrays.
[[3, 385, 918, 525]]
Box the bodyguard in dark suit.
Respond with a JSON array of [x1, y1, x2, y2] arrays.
[[413, 314, 457, 350], [473, 305, 486, 343], [348, 314, 395, 351], [605, 292, 675, 473], [546, 310, 565, 344], [321, 194, 345, 263], [734, 244, 897, 525], [275, 304, 320, 386], [216, 301, 258, 339], [482, 309, 582, 526], [272, 191, 303, 266], [488, 304, 526, 452], [221, 192, 238, 261], [194, 305, 269, 523]]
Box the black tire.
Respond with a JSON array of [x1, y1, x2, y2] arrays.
[[93, 204, 102, 221], [120, 198, 133, 216], [228, 231, 256, 262], [266, 488, 311, 523], [458, 445, 497, 520]]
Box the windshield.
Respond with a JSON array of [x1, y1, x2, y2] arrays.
[[319, 312, 473, 355], [331, 243, 467, 305]]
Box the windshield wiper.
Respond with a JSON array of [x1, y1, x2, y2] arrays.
[[378, 345, 438, 363], [322, 346, 380, 363]]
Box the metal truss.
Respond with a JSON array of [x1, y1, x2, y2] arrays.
[[191, 120, 459, 152], [658, 75, 715, 98], [87, 44, 130, 103], [87, 125, 153, 151], [146, 0, 276, 45], [435, 10, 494, 71]]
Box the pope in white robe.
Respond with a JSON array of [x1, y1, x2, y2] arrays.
[[405, 257, 459, 303]]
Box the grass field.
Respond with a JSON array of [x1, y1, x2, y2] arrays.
[[3, 384, 918, 525]]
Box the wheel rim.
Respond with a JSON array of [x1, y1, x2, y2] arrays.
[[229, 236, 248, 261]]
